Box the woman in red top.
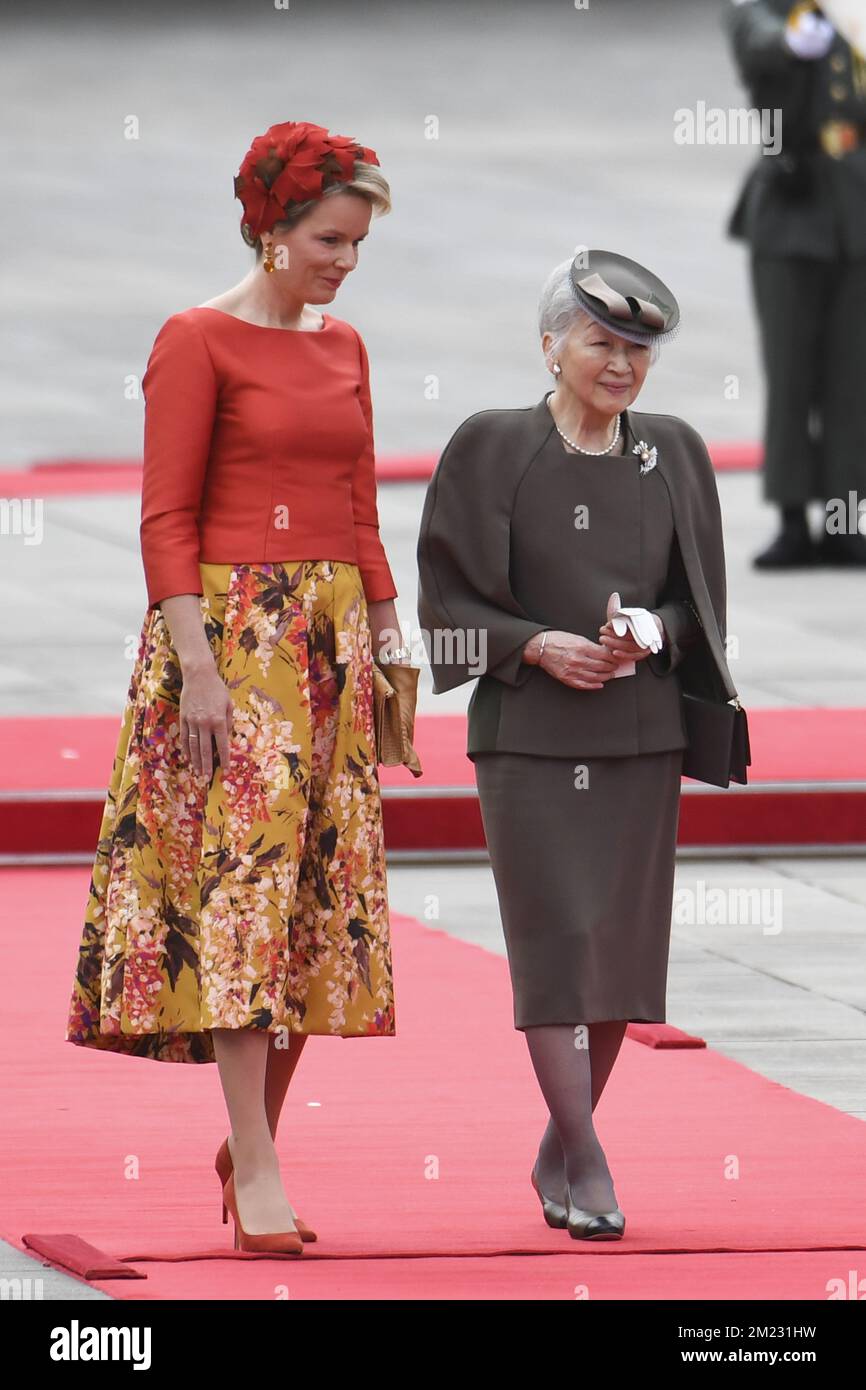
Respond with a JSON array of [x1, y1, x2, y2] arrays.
[[65, 122, 407, 1255]]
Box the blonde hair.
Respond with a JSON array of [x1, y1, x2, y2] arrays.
[[253, 162, 391, 258]]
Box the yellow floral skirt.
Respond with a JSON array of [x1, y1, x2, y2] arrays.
[[65, 560, 396, 1064]]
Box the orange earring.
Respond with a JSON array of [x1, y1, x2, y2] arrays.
[[263, 241, 276, 274]]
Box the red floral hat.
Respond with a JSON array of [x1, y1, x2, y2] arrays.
[[233, 120, 379, 247]]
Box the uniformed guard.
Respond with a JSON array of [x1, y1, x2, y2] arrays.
[[725, 0, 866, 566]]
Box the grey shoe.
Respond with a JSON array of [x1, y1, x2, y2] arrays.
[[566, 1200, 626, 1241], [530, 1165, 569, 1229]]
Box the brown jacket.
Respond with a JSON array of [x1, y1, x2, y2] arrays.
[[416, 395, 740, 758]]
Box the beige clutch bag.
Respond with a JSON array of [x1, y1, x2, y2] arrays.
[[372, 661, 423, 777]]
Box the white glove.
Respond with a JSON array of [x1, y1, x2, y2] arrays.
[[611, 606, 664, 653], [784, 9, 836, 60]]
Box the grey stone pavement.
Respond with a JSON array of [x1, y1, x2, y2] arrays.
[[1, 0, 864, 1297]]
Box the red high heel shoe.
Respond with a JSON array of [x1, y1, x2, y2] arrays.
[[222, 1172, 303, 1256], [215, 1137, 317, 1242]]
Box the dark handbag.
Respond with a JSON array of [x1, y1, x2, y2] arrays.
[[681, 693, 751, 789]]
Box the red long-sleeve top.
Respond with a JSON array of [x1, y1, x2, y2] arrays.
[[139, 307, 399, 608]]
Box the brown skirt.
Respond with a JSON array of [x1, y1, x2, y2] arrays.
[[473, 748, 684, 1028]]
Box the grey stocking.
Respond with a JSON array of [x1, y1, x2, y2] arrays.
[[525, 1023, 619, 1213]]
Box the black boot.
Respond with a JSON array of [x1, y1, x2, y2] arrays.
[[752, 504, 815, 570], [813, 529, 866, 566]]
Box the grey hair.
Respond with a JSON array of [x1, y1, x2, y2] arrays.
[[537, 258, 661, 367]]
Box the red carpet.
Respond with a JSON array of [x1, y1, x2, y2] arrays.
[[0, 441, 760, 497], [2, 709, 865, 857], [2, 865, 864, 1299]]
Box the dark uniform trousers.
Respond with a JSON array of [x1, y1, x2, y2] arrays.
[[750, 254, 866, 504]]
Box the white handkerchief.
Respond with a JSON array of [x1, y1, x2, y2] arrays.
[[609, 605, 663, 678]]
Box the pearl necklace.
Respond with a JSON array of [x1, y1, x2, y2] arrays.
[[545, 392, 622, 456]]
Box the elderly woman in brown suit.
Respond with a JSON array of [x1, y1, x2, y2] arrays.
[[416, 248, 740, 1240]]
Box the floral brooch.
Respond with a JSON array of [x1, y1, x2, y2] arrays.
[[632, 440, 658, 476]]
